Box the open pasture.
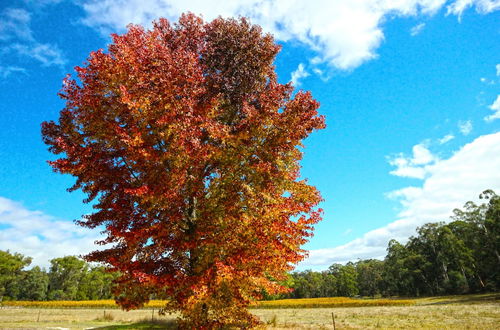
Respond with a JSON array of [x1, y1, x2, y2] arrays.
[[0, 293, 498, 329]]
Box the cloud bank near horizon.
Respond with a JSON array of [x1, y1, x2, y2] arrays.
[[0, 197, 103, 269], [301, 132, 500, 268]]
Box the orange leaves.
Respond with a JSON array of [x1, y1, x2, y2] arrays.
[[124, 185, 150, 196], [42, 13, 325, 329]]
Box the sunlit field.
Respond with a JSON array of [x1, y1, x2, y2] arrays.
[[2, 296, 415, 309], [0, 293, 498, 329]]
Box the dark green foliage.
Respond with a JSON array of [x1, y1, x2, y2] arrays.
[[355, 259, 384, 297], [48, 256, 88, 300], [78, 266, 116, 300], [329, 262, 359, 297], [0, 252, 116, 301], [18, 266, 49, 300], [0, 250, 31, 301]]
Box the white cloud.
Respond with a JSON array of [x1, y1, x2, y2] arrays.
[[302, 132, 500, 268], [458, 120, 473, 135], [290, 63, 310, 86], [439, 134, 455, 144], [388, 143, 437, 179], [496, 63, 500, 76], [485, 95, 500, 121], [0, 8, 33, 41], [447, 0, 500, 18], [78, 0, 499, 71], [0, 7, 65, 71], [410, 22, 426, 36], [480, 77, 495, 84], [11, 43, 65, 67], [0, 198, 104, 269], [0, 66, 27, 78]]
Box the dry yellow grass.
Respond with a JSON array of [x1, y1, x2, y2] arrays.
[[2, 296, 414, 309], [256, 297, 415, 309], [1, 294, 498, 329], [254, 304, 500, 329], [0, 308, 176, 329], [2, 299, 166, 309], [0, 303, 499, 329]]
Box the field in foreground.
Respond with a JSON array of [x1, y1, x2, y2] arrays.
[[0, 293, 498, 329]]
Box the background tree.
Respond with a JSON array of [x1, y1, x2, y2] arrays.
[[355, 259, 384, 297], [77, 266, 116, 300], [48, 256, 87, 300], [18, 266, 49, 301], [0, 250, 31, 301], [41, 14, 325, 328], [329, 263, 359, 297]]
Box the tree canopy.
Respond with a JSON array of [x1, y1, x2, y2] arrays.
[[41, 14, 325, 328]]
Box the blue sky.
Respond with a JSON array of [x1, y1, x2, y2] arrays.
[[0, 0, 499, 269]]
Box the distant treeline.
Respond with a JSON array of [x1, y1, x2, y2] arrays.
[[1, 190, 498, 301], [278, 189, 500, 298], [0, 253, 116, 301]]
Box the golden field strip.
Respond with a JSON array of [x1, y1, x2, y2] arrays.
[[0, 294, 498, 329], [2, 297, 415, 309], [257, 297, 415, 308]]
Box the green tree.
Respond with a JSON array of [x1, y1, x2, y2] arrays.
[[329, 263, 358, 297], [355, 259, 384, 297], [451, 190, 500, 291], [483, 190, 500, 289], [48, 256, 87, 300], [18, 266, 49, 301], [77, 266, 116, 300], [0, 250, 31, 301]]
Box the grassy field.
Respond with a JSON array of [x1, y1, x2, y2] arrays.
[[0, 293, 498, 329], [2, 296, 415, 309]]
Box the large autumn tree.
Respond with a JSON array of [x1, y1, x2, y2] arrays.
[[42, 14, 325, 328]]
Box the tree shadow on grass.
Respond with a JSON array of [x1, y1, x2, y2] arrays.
[[424, 293, 500, 305], [93, 319, 178, 329]]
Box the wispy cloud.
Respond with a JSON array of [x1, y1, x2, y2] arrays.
[[485, 95, 500, 121], [302, 132, 500, 268], [78, 0, 500, 72], [11, 43, 65, 67], [0, 8, 34, 41], [0, 197, 104, 268], [410, 23, 425, 36], [438, 134, 455, 144], [0, 7, 66, 76], [496, 63, 500, 77], [290, 63, 310, 86], [0, 65, 27, 78], [447, 0, 500, 19], [480, 77, 495, 84], [458, 120, 473, 135]]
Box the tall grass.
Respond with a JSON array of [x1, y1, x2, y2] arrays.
[[2, 297, 415, 309], [254, 297, 415, 309]]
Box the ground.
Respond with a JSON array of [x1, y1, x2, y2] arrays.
[[0, 294, 498, 329]]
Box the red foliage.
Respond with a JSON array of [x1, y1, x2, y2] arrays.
[[42, 14, 325, 328]]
